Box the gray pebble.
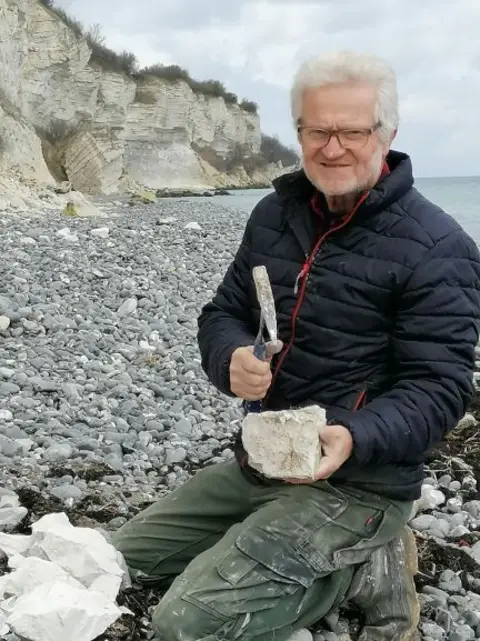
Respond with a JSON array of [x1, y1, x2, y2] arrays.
[[411, 514, 438, 531], [447, 497, 463, 513], [165, 448, 187, 465], [0, 506, 28, 530], [435, 608, 453, 633], [108, 516, 127, 530], [420, 622, 446, 640], [450, 525, 471, 538], [464, 611, 480, 628], [448, 623, 475, 641], [50, 485, 83, 501], [43, 443, 73, 462], [423, 586, 449, 606]]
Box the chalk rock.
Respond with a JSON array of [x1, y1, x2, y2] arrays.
[[410, 483, 447, 519], [27, 512, 125, 599], [241, 405, 325, 479], [56, 227, 79, 243], [0, 556, 84, 600], [184, 221, 202, 231], [5, 580, 123, 641], [0, 512, 131, 641]]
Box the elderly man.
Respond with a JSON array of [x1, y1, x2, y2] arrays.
[[113, 51, 480, 640]]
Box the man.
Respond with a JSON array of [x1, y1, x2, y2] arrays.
[[113, 50, 480, 640]]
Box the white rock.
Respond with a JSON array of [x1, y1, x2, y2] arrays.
[[0, 507, 27, 531], [138, 340, 154, 352], [15, 438, 35, 453], [456, 413, 478, 431], [241, 405, 326, 479], [184, 221, 202, 231], [410, 483, 446, 519], [56, 227, 79, 243], [0, 494, 19, 509], [0, 556, 83, 601], [0, 532, 32, 557], [0, 618, 8, 637], [5, 580, 123, 641], [19, 236, 36, 245], [0, 512, 133, 640], [90, 227, 110, 239], [0, 316, 11, 332], [470, 540, 480, 564], [28, 512, 125, 599], [117, 297, 138, 317]]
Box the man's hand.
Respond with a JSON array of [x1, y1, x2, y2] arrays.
[[286, 424, 354, 484], [230, 346, 272, 400]]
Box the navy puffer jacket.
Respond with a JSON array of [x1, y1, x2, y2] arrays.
[[197, 150, 480, 500]]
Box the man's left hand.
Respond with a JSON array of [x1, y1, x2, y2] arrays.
[[286, 424, 354, 484]]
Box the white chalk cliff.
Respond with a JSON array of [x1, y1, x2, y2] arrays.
[[0, 0, 289, 195]]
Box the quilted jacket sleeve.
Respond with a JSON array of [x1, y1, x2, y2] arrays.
[[332, 229, 480, 466], [197, 218, 257, 396]]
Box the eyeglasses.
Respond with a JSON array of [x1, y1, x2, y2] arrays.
[[297, 121, 382, 149]]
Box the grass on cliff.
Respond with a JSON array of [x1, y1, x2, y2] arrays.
[[37, 0, 257, 114], [194, 135, 299, 175], [136, 64, 258, 113]]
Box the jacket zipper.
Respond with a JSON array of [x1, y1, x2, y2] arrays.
[[265, 192, 370, 406], [352, 387, 367, 411]]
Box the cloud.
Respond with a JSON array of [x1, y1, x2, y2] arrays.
[[53, 0, 480, 176]]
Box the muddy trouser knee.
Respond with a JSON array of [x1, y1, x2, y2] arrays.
[[133, 471, 413, 641], [111, 459, 258, 584]]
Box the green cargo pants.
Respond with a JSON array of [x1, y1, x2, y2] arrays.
[[112, 459, 413, 641]]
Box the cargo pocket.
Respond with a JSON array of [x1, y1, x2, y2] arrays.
[[181, 546, 297, 624], [235, 487, 388, 589]]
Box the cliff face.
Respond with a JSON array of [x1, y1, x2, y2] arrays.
[[0, 0, 285, 195]]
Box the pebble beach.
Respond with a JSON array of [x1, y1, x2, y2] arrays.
[[1, 197, 480, 641]]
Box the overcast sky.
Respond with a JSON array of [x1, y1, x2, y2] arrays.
[[53, 0, 480, 178]]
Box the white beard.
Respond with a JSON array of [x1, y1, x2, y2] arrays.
[[304, 146, 385, 197]]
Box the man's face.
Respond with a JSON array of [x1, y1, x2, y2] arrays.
[[298, 82, 392, 196]]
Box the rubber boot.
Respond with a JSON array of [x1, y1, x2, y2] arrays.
[[345, 525, 421, 640]]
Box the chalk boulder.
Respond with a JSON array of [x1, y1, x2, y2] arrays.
[[241, 405, 326, 480], [0, 512, 130, 641]]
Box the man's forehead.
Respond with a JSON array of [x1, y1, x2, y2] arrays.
[[303, 82, 375, 104], [300, 82, 376, 120]]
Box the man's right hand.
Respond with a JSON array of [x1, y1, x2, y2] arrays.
[[230, 346, 272, 400]]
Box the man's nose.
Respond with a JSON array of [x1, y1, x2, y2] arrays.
[[322, 134, 345, 159]]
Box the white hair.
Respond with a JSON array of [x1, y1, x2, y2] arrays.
[[291, 50, 399, 140]]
